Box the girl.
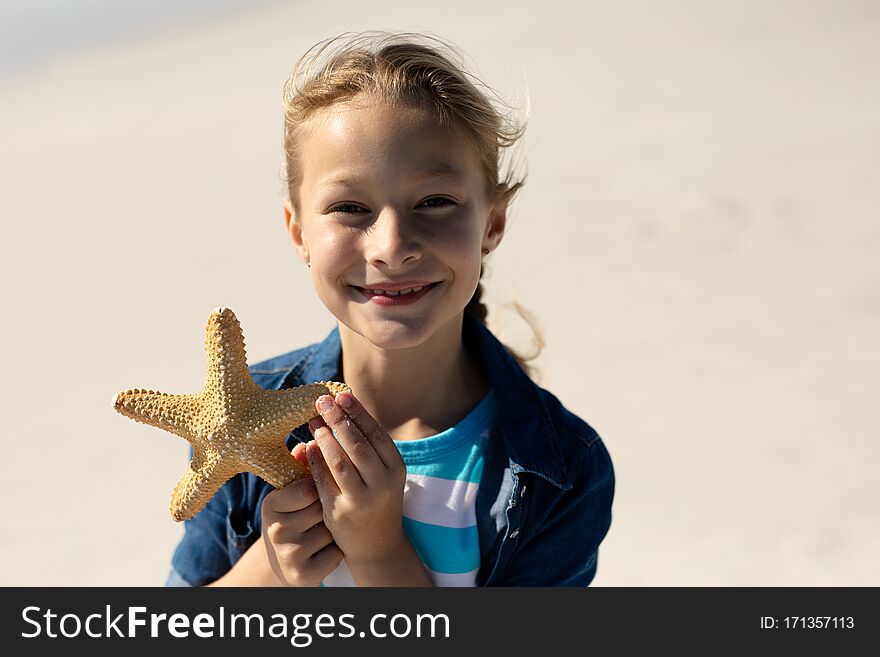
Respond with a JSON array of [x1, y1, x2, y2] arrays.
[[167, 31, 614, 587]]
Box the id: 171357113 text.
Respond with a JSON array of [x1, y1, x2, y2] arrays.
[[760, 616, 854, 630]]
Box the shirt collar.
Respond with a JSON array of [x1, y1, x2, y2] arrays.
[[283, 311, 571, 489]]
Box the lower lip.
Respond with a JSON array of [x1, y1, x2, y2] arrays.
[[355, 283, 440, 306]]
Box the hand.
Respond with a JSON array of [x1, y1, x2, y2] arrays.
[[306, 391, 409, 567], [260, 442, 344, 586]]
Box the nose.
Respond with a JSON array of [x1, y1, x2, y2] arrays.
[[364, 206, 422, 269]]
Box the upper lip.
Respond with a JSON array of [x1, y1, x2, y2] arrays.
[[353, 281, 439, 292]]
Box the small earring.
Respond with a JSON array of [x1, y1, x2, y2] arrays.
[[306, 262, 311, 268], [481, 248, 490, 255]]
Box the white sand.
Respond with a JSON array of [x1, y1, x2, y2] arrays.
[[1, 0, 877, 585]]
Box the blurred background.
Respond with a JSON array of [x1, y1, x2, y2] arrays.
[[1, 0, 877, 585]]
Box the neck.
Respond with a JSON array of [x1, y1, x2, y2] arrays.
[[338, 313, 490, 441]]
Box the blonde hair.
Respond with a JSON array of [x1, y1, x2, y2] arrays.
[[281, 31, 542, 377]]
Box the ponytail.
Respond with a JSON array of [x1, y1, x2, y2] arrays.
[[466, 271, 543, 381]]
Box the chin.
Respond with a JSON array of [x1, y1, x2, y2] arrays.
[[344, 313, 443, 351], [366, 321, 436, 350]]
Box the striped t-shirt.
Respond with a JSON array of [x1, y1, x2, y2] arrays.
[[321, 390, 496, 587]]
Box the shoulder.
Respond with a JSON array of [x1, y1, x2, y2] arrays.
[[248, 342, 319, 390], [536, 386, 615, 489], [536, 386, 602, 449]]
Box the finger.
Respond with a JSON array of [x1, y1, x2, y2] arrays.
[[334, 391, 404, 470], [310, 411, 365, 494], [263, 499, 326, 544], [263, 476, 318, 514], [292, 498, 325, 533], [308, 416, 329, 434], [309, 542, 344, 576], [314, 395, 384, 479], [291, 441, 309, 468], [306, 439, 343, 500], [300, 521, 335, 558]]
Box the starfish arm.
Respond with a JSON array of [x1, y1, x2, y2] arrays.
[[113, 389, 203, 440], [170, 445, 242, 521], [317, 380, 352, 397], [247, 444, 311, 489], [202, 307, 255, 395], [245, 382, 352, 446]]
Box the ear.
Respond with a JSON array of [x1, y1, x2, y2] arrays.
[[284, 199, 310, 265], [482, 201, 507, 253]]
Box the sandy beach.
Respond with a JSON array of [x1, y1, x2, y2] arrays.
[[1, 0, 877, 585]]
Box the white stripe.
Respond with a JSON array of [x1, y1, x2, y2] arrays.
[[428, 567, 480, 587], [402, 473, 478, 528], [322, 560, 355, 587]]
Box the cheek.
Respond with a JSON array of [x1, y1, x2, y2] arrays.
[[435, 223, 483, 269], [305, 225, 358, 267], [427, 212, 481, 249]]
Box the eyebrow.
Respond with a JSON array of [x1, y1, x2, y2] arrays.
[[315, 164, 466, 190]]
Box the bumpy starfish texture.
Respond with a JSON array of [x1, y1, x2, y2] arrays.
[[113, 307, 349, 521]]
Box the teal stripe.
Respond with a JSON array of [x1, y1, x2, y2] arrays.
[[402, 517, 480, 574], [394, 391, 495, 463], [404, 448, 485, 484], [392, 390, 494, 484]]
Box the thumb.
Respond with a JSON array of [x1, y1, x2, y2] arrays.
[[291, 441, 309, 467]]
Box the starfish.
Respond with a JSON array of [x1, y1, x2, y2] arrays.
[[112, 307, 349, 521]]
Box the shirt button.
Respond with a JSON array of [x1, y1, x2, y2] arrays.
[[509, 528, 520, 540], [510, 484, 527, 508]]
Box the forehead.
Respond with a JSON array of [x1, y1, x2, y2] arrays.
[[298, 100, 482, 188]]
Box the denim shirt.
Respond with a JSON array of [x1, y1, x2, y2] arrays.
[[168, 310, 615, 586]]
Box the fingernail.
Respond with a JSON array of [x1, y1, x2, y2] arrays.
[[308, 418, 321, 432], [336, 392, 353, 409], [317, 396, 333, 412]]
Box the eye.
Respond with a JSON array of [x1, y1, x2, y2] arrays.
[[330, 203, 368, 215], [418, 196, 456, 209]]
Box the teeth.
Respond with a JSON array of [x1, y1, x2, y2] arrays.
[[368, 286, 425, 296]]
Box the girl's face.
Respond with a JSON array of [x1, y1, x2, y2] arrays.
[[286, 99, 506, 350]]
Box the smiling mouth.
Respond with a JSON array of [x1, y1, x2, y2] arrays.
[[351, 281, 441, 303], [353, 282, 439, 296]]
